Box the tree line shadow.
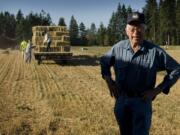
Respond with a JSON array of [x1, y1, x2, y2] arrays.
[[54, 55, 100, 66], [0, 36, 17, 49]]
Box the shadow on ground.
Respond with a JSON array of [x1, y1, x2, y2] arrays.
[[39, 55, 100, 66], [56, 55, 100, 66]]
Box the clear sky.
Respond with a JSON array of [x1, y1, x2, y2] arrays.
[[0, 0, 146, 28]]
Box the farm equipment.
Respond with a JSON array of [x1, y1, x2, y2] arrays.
[[32, 26, 73, 64]]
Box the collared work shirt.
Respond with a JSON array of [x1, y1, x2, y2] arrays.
[[25, 43, 32, 54], [100, 39, 180, 94]]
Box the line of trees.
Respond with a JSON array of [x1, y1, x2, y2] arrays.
[[0, 0, 179, 46], [144, 0, 180, 45], [68, 3, 133, 46], [0, 10, 52, 43]]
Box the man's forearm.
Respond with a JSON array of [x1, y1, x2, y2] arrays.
[[154, 86, 162, 95]]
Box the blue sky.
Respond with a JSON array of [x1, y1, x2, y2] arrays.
[[0, 0, 146, 28]]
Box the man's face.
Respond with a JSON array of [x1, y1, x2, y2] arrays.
[[125, 23, 145, 46]]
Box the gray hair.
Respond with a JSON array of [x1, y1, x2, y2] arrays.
[[126, 24, 147, 31]]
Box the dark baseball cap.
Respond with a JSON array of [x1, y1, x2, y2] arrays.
[[127, 12, 145, 24]]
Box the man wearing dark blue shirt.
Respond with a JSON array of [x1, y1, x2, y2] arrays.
[[100, 12, 180, 135]]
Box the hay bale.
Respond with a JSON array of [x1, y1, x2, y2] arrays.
[[32, 26, 71, 52]]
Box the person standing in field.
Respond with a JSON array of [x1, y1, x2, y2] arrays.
[[20, 40, 27, 59], [43, 30, 51, 52], [25, 40, 33, 63], [100, 12, 180, 135]]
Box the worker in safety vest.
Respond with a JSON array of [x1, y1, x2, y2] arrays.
[[20, 40, 28, 59]]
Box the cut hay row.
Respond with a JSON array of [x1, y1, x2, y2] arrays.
[[0, 47, 179, 135]]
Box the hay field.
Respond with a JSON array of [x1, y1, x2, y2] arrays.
[[0, 46, 179, 135]]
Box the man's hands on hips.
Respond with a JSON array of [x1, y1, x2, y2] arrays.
[[104, 76, 119, 99], [103, 76, 162, 100], [142, 87, 162, 101]]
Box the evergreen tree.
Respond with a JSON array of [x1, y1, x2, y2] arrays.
[[107, 3, 129, 45], [121, 4, 128, 39], [97, 22, 107, 46], [27, 12, 40, 40], [127, 6, 132, 14], [115, 3, 122, 42], [39, 10, 52, 25], [16, 10, 24, 24], [79, 22, 87, 45], [58, 17, 66, 26], [176, 0, 180, 44], [69, 15, 79, 45], [16, 10, 30, 41], [143, 0, 159, 43], [7, 14, 16, 38], [27, 12, 40, 26], [15, 9, 27, 41], [159, 0, 176, 45], [87, 23, 97, 45], [115, 3, 127, 41], [167, 0, 176, 45], [0, 12, 16, 38], [107, 12, 116, 45], [159, 0, 166, 44], [0, 12, 4, 36]]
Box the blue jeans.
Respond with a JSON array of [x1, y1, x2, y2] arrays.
[[114, 96, 152, 135]]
